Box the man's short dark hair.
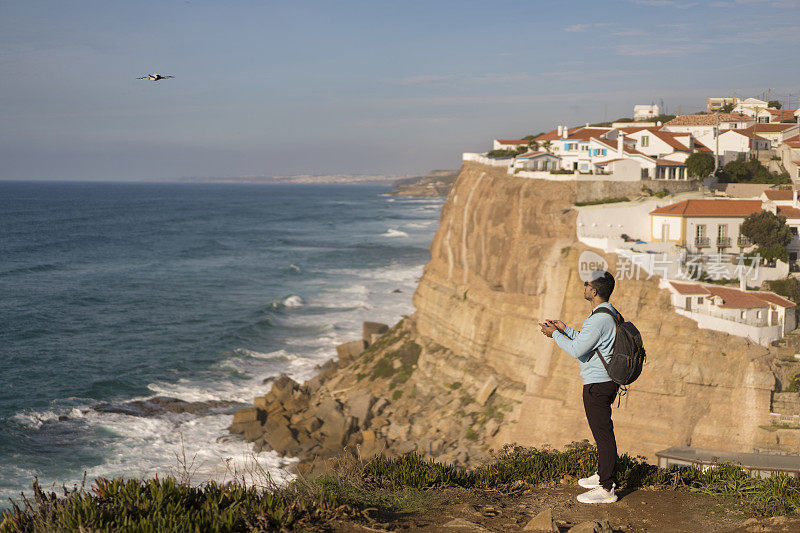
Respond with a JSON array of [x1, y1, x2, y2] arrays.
[[589, 271, 615, 301]]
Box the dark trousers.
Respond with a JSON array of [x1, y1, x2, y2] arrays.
[[583, 381, 619, 491]]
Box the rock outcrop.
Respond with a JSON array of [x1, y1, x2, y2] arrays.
[[231, 161, 800, 472], [389, 170, 458, 197]]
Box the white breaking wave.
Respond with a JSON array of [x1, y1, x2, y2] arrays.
[[1, 190, 442, 508], [380, 228, 409, 238], [11, 408, 84, 430], [283, 295, 304, 308]]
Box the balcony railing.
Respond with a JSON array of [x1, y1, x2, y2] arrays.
[[717, 236, 731, 247], [737, 236, 752, 247], [695, 236, 710, 247]]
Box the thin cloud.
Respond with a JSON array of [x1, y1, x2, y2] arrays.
[[629, 0, 699, 7], [616, 43, 703, 56], [565, 22, 609, 32], [384, 73, 536, 86]]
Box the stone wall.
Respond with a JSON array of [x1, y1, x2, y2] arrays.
[[575, 178, 698, 203]]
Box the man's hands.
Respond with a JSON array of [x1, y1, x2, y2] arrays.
[[538, 319, 566, 338]]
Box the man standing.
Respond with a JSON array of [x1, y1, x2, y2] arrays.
[[538, 270, 620, 504]]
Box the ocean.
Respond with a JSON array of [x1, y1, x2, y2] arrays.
[[0, 181, 443, 505]]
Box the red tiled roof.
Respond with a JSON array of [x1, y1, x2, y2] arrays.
[[765, 108, 798, 121], [669, 281, 710, 295], [752, 292, 795, 308], [704, 286, 771, 309], [665, 113, 753, 126], [594, 137, 650, 157], [495, 139, 529, 145], [777, 205, 800, 219], [718, 129, 770, 142], [741, 123, 799, 134], [668, 282, 794, 309], [594, 158, 625, 165], [535, 126, 612, 142], [515, 151, 553, 159], [649, 199, 762, 217], [655, 159, 686, 166], [617, 126, 660, 134], [763, 190, 795, 201], [692, 139, 713, 152]]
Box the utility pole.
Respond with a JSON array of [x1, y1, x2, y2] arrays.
[[752, 108, 759, 160], [714, 111, 720, 175]]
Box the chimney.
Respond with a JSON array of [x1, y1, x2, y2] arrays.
[[794, 190, 798, 209], [557, 125, 563, 137], [562, 127, 568, 139], [585, 122, 590, 128], [739, 273, 747, 292], [617, 132, 625, 156], [657, 121, 662, 127]]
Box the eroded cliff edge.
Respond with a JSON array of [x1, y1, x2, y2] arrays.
[[232, 162, 798, 472]]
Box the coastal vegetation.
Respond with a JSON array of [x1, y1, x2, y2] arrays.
[[686, 152, 715, 178], [4, 442, 798, 531], [574, 196, 630, 206], [716, 159, 790, 184], [740, 210, 792, 263]]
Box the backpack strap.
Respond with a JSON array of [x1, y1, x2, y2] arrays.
[[588, 306, 620, 367], [590, 306, 623, 324]]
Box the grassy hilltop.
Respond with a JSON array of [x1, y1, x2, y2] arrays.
[[3, 443, 800, 532]]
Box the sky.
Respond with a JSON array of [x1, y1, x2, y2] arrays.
[[1, 0, 799, 181]]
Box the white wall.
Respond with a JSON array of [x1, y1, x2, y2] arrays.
[[578, 198, 672, 242], [650, 215, 682, 241], [462, 153, 514, 167], [675, 308, 783, 346]]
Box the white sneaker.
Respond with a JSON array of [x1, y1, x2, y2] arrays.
[[578, 472, 600, 489], [577, 483, 617, 504]]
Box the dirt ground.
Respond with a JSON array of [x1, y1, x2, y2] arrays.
[[326, 484, 800, 533]]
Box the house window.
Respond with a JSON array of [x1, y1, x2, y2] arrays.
[[756, 310, 762, 320], [741, 310, 746, 320], [718, 225, 728, 238], [792, 227, 798, 236], [696, 225, 706, 239], [641, 136, 649, 147], [697, 297, 703, 305]]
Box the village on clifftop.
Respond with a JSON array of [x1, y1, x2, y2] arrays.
[[466, 96, 800, 350]]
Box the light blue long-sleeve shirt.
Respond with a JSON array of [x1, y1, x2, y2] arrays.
[[552, 302, 618, 385]]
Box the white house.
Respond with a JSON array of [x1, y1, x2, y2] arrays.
[[777, 135, 800, 183], [695, 129, 770, 166], [534, 125, 615, 172], [492, 139, 530, 150], [648, 198, 763, 254], [761, 190, 800, 266], [663, 280, 796, 346], [764, 108, 798, 123], [625, 129, 693, 158], [662, 113, 755, 137], [634, 104, 660, 121], [739, 123, 800, 149], [511, 151, 561, 171], [733, 97, 770, 117]]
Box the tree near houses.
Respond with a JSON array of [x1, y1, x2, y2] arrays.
[[740, 210, 792, 264], [685, 152, 715, 178], [768, 100, 782, 110]]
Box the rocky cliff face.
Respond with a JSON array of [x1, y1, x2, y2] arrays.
[[415, 162, 795, 458], [232, 162, 799, 471]]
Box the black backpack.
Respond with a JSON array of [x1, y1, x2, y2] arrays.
[[589, 307, 646, 387]]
